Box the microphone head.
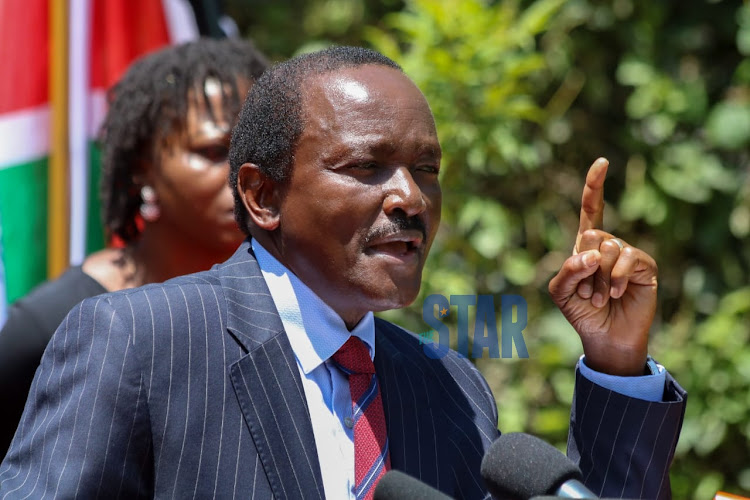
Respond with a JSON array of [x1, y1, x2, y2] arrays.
[[373, 470, 452, 500], [480, 432, 584, 500]]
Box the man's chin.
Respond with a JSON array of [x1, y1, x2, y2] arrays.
[[367, 282, 422, 312]]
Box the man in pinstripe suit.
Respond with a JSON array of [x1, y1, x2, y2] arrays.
[[1, 47, 685, 499]]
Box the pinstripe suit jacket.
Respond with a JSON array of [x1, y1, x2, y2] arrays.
[[0, 241, 685, 499]]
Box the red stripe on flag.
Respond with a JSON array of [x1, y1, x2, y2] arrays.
[[0, 0, 49, 113], [89, 0, 171, 90]]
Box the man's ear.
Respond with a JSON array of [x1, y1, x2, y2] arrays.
[[237, 162, 281, 231]]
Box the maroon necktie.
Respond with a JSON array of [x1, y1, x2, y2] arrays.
[[332, 336, 391, 500]]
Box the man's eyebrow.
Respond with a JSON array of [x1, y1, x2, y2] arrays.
[[319, 137, 442, 164], [418, 144, 442, 158], [367, 141, 441, 157]]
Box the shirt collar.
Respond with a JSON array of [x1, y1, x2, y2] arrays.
[[251, 239, 375, 375]]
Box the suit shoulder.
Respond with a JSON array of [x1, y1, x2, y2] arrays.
[[71, 269, 227, 340], [98, 268, 224, 303]]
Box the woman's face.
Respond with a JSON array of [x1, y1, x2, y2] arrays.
[[147, 78, 249, 256]]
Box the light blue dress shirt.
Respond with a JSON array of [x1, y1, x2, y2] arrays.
[[580, 355, 665, 402]]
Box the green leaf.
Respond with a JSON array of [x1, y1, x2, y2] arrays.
[[705, 101, 750, 150]]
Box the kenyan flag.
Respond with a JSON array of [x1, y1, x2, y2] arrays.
[[0, 0, 200, 306]]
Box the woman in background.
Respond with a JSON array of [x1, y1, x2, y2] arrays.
[[0, 38, 268, 453]]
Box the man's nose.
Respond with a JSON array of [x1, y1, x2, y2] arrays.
[[382, 166, 427, 217]]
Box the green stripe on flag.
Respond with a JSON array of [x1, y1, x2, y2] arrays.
[[0, 159, 49, 302], [0, 208, 6, 321], [86, 141, 105, 255]]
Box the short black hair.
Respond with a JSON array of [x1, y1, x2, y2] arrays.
[[99, 37, 269, 244], [228, 45, 402, 236]]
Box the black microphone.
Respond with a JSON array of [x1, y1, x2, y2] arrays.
[[480, 433, 597, 499], [373, 470, 452, 500]]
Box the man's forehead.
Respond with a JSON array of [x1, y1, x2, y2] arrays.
[[329, 78, 370, 102], [289, 65, 440, 167], [302, 65, 422, 107]]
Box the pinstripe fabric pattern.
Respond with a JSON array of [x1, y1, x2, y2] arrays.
[[373, 319, 500, 499], [568, 368, 686, 500], [0, 243, 322, 499], [0, 241, 686, 499]]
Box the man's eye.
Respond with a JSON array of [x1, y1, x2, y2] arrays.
[[354, 162, 378, 170], [416, 164, 439, 174], [194, 145, 229, 163]]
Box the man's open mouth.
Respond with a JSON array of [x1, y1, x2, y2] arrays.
[[369, 240, 418, 255], [366, 230, 424, 258]]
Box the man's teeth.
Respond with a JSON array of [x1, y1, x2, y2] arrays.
[[374, 241, 411, 254]]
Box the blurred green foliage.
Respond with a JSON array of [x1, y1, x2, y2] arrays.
[[229, 0, 750, 496]]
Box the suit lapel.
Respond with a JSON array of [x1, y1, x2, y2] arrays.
[[374, 319, 447, 492], [220, 241, 325, 500]]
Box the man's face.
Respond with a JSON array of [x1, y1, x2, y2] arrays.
[[273, 65, 442, 327]]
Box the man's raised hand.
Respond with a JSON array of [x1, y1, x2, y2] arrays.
[[548, 158, 657, 376]]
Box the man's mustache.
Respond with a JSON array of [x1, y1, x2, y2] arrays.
[[365, 214, 426, 245]]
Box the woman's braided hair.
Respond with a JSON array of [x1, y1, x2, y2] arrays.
[[99, 38, 268, 243]]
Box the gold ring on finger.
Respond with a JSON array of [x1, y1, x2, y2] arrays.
[[610, 238, 624, 250]]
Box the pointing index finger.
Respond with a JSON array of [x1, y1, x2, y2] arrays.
[[578, 157, 609, 235]]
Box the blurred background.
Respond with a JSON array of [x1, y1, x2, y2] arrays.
[[1, 0, 749, 498]]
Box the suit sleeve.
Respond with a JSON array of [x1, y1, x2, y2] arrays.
[[0, 299, 54, 456], [567, 365, 687, 499], [0, 296, 153, 499]]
